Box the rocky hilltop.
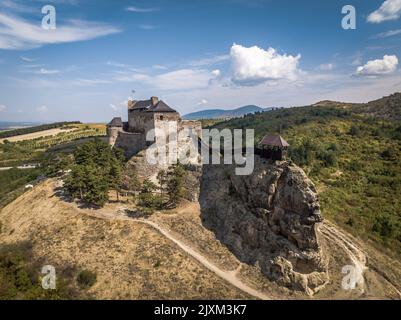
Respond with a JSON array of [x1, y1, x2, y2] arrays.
[[200, 157, 329, 295]]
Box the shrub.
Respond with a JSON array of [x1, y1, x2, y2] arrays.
[[349, 125, 361, 136], [138, 193, 164, 210], [77, 270, 97, 289], [380, 148, 393, 160], [372, 216, 395, 238]]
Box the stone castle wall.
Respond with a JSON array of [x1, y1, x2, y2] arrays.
[[128, 110, 155, 134], [114, 131, 146, 158]]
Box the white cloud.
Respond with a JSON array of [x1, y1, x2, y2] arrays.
[[113, 68, 213, 91], [198, 99, 208, 106], [37, 105, 48, 113], [371, 29, 401, 39], [230, 43, 301, 86], [0, 13, 121, 50], [38, 68, 60, 74], [0, 104, 6, 112], [319, 63, 334, 71], [109, 104, 118, 111], [211, 69, 221, 77], [367, 0, 401, 23], [125, 6, 159, 13], [0, 0, 36, 13], [356, 55, 398, 76], [20, 56, 33, 62], [153, 69, 212, 90]]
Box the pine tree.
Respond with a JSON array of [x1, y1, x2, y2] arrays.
[[166, 163, 186, 207]]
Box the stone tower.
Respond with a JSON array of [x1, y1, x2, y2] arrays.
[[107, 117, 123, 147]]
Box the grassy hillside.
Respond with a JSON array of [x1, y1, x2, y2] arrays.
[[212, 95, 401, 257]]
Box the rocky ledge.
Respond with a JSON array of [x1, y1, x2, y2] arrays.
[[199, 156, 329, 295]]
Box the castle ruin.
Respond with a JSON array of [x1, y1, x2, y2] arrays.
[[107, 97, 202, 161]]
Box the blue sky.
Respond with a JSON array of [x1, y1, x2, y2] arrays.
[[0, 0, 401, 122]]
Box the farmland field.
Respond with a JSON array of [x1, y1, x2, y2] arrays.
[[0, 128, 76, 143]]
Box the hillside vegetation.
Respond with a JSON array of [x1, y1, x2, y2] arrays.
[[212, 93, 401, 257], [0, 123, 107, 209]]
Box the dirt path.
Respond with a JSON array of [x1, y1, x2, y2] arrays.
[[320, 222, 367, 292], [134, 219, 271, 300], [78, 205, 271, 300], [320, 221, 401, 298]]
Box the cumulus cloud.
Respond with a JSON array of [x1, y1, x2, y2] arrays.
[[367, 0, 401, 23], [109, 104, 118, 111], [0, 13, 121, 50], [0, 104, 6, 112], [230, 44, 301, 86], [356, 55, 398, 76]]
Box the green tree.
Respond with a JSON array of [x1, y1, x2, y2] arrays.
[[166, 163, 186, 207], [64, 139, 124, 207], [157, 170, 168, 198], [137, 178, 164, 210]]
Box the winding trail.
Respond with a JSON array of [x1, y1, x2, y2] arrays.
[[134, 219, 271, 300], [81, 206, 271, 300]]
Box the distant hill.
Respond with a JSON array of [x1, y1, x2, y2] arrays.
[[313, 92, 401, 120], [183, 105, 272, 120]]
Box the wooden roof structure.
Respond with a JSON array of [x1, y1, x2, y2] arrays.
[[259, 135, 290, 148]]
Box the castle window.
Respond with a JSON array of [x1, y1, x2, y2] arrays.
[[160, 115, 164, 120]]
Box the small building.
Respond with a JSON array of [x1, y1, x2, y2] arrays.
[[258, 135, 290, 161]]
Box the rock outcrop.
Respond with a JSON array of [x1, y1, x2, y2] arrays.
[[199, 156, 329, 295]]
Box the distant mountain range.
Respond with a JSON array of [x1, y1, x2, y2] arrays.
[[183, 105, 273, 120]]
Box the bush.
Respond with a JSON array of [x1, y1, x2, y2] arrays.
[[138, 193, 164, 210], [77, 270, 97, 289], [349, 125, 361, 136], [372, 216, 395, 238], [380, 148, 393, 160]]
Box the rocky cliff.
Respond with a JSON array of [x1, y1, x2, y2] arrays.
[[199, 156, 329, 295]]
